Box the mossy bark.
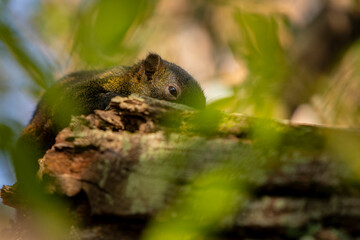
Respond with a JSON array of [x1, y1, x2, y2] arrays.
[[2, 95, 360, 239]]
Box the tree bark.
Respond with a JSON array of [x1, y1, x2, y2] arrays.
[[2, 95, 360, 239]]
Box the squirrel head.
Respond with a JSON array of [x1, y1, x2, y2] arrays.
[[134, 53, 206, 109]]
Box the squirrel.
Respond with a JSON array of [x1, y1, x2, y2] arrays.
[[13, 53, 205, 185]]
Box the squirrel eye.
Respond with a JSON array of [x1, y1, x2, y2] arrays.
[[165, 84, 181, 100], [168, 86, 178, 97]]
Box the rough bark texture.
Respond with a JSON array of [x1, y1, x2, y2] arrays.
[[2, 95, 360, 239]]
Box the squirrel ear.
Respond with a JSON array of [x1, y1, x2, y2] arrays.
[[142, 53, 163, 81]]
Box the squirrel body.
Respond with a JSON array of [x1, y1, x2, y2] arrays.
[[14, 53, 205, 182]]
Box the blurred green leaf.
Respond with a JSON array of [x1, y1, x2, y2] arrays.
[[206, 95, 236, 112], [0, 123, 14, 152], [73, 0, 157, 66], [326, 129, 360, 178], [188, 108, 223, 135], [227, 10, 290, 117], [143, 167, 245, 240], [0, 3, 54, 89], [235, 12, 287, 78]]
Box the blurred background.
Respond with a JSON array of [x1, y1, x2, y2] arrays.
[[2, 0, 360, 236]]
